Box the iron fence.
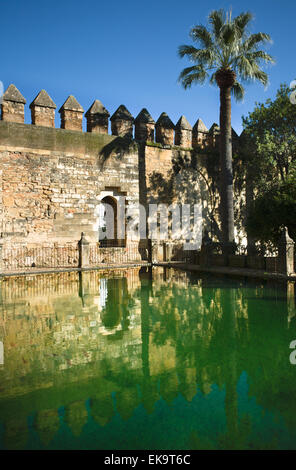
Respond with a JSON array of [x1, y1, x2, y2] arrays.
[[1, 245, 79, 271], [89, 241, 141, 266]]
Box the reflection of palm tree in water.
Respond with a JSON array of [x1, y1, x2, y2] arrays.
[[190, 285, 250, 449], [146, 279, 244, 446], [208, 287, 251, 449], [100, 278, 130, 331], [221, 288, 239, 448]]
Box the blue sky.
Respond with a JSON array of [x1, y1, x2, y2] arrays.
[[1, 0, 295, 134]]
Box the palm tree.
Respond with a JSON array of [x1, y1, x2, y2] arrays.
[[178, 9, 274, 253]]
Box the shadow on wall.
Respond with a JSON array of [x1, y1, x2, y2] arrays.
[[147, 148, 222, 242], [98, 136, 138, 166]]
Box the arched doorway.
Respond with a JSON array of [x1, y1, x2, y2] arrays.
[[98, 195, 126, 247]]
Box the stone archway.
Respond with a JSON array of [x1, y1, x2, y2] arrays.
[[96, 190, 126, 247]]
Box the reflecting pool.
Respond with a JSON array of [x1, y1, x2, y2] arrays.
[[0, 267, 296, 450]]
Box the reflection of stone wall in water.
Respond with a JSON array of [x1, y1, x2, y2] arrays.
[[1, 268, 294, 447], [0, 269, 143, 394]]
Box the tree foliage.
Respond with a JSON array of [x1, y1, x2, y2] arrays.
[[246, 175, 296, 245], [178, 9, 274, 100], [242, 84, 296, 244], [178, 8, 274, 249], [241, 83, 296, 186]]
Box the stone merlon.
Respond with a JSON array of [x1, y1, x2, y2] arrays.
[[209, 123, 220, 147], [30, 89, 56, 109], [29, 90, 57, 128], [85, 99, 110, 117], [110, 105, 134, 122], [135, 108, 155, 124], [209, 123, 220, 134], [59, 95, 84, 131], [175, 115, 192, 130], [85, 100, 110, 134], [192, 118, 209, 148], [59, 95, 84, 113], [193, 118, 208, 133], [134, 108, 155, 142], [110, 105, 134, 137], [156, 112, 175, 129], [1, 84, 26, 124], [2, 84, 26, 104], [175, 115, 192, 147], [155, 112, 175, 146]]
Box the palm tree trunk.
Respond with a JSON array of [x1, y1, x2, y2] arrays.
[[219, 85, 235, 252]]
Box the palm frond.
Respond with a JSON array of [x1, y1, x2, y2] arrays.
[[243, 32, 272, 51], [189, 25, 214, 49], [209, 71, 217, 85], [178, 9, 274, 92], [178, 65, 208, 89], [251, 69, 269, 86], [178, 45, 200, 59], [245, 50, 275, 65], [178, 45, 216, 65], [220, 22, 238, 46], [231, 81, 245, 102], [178, 65, 202, 80], [233, 12, 253, 36], [208, 9, 225, 40], [235, 57, 269, 85], [235, 55, 255, 79]]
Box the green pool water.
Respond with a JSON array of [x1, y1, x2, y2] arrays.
[[0, 266, 296, 450]]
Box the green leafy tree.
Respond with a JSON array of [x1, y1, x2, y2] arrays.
[[178, 9, 274, 252], [242, 83, 296, 187], [246, 174, 296, 246], [240, 84, 296, 246]]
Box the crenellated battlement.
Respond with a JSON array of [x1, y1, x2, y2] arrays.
[[0, 83, 247, 267], [0, 84, 241, 150]]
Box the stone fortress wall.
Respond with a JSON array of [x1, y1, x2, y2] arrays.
[[0, 84, 245, 269]]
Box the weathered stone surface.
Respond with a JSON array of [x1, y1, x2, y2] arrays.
[[208, 123, 220, 147], [110, 105, 134, 137], [59, 96, 84, 131], [155, 112, 175, 146], [278, 227, 295, 275], [175, 115, 192, 147], [0, 121, 139, 249], [30, 89, 56, 109], [85, 100, 110, 134], [1, 84, 26, 123], [2, 84, 26, 104], [0, 85, 249, 269], [192, 118, 208, 148], [111, 105, 133, 122], [0, 121, 115, 156], [135, 108, 155, 142], [60, 95, 84, 112], [30, 90, 56, 128], [135, 108, 154, 124]]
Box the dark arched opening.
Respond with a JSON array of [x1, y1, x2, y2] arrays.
[[99, 196, 125, 247]]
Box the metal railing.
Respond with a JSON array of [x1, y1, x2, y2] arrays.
[[89, 241, 141, 265], [1, 245, 79, 271]]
